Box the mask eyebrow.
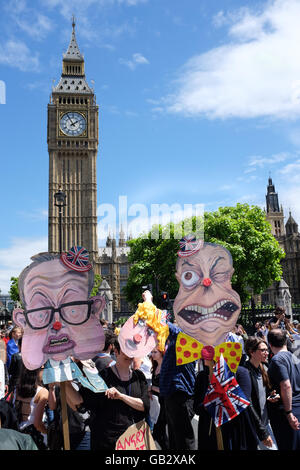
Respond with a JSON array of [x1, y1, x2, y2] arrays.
[[210, 256, 226, 271], [182, 260, 195, 267], [28, 290, 49, 304]]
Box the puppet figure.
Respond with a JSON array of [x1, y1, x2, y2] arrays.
[[13, 247, 106, 371], [173, 236, 241, 347], [118, 291, 169, 358]]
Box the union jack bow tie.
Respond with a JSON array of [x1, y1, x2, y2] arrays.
[[176, 332, 242, 372]]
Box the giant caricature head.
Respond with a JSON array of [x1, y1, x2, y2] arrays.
[[173, 236, 241, 346], [118, 291, 169, 358], [13, 247, 106, 370]]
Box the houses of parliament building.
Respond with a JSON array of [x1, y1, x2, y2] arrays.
[[47, 23, 300, 319]]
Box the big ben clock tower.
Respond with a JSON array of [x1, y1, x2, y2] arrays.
[[48, 20, 99, 266]]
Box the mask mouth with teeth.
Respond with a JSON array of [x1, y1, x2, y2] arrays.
[[173, 239, 241, 346]]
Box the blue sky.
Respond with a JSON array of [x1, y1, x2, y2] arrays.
[[1, 0, 300, 294]]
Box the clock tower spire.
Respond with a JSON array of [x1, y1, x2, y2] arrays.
[[48, 20, 99, 265]]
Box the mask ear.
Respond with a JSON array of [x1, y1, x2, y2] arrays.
[[13, 308, 27, 329], [90, 295, 106, 319]]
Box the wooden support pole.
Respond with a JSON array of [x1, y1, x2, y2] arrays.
[[60, 382, 70, 450], [206, 360, 224, 450]]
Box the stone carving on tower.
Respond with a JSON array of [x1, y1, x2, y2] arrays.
[[48, 19, 99, 266]]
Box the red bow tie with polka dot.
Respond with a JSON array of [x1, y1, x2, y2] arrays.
[[176, 332, 242, 373]]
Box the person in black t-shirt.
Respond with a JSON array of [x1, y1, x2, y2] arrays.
[[65, 340, 150, 450], [267, 328, 300, 450]]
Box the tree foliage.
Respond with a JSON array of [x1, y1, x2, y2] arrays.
[[90, 274, 102, 297], [124, 204, 285, 306], [9, 277, 20, 302]]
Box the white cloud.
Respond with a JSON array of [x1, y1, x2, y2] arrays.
[[280, 186, 300, 226], [0, 237, 48, 294], [248, 152, 291, 169], [16, 14, 53, 40], [5, 0, 53, 40], [279, 159, 300, 183], [119, 52, 149, 70], [164, 0, 300, 120], [0, 40, 39, 71]]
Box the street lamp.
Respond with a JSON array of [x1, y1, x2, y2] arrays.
[[54, 188, 67, 254]]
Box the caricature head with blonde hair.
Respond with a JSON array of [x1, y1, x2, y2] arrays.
[[118, 291, 169, 357]]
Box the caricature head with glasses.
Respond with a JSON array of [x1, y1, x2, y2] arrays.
[[13, 249, 106, 370]]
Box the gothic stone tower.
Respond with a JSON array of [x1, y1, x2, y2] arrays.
[[265, 177, 285, 238], [48, 21, 99, 265]]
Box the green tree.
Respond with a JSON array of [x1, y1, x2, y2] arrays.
[[9, 277, 20, 302], [124, 204, 285, 306], [90, 273, 102, 297]]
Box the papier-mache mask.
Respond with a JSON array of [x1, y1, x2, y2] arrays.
[[173, 235, 241, 348], [118, 291, 169, 358], [13, 247, 106, 370]]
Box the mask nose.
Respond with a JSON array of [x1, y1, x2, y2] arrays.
[[52, 321, 62, 331], [134, 333, 142, 344], [202, 277, 212, 287]]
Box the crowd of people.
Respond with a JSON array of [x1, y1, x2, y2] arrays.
[[0, 308, 300, 451]]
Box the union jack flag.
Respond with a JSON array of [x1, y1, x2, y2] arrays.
[[177, 235, 203, 258], [203, 354, 250, 428], [61, 246, 92, 272], [161, 309, 172, 323]]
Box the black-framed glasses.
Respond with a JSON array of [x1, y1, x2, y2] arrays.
[[24, 300, 94, 330]]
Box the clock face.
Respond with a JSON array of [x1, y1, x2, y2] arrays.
[[60, 112, 86, 137]]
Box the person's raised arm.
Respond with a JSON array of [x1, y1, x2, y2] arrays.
[[280, 379, 300, 430], [64, 381, 84, 409], [105, 387, 144, 411], [33, 388, 49, 435]]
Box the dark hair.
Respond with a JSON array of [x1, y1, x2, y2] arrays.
[[267, 329, 287, 348], [9, 326, 22, 340], [104, 330, 117, 351], [245, 336, 271, 389], [16, 362, 39, 399], [274, 306, 285, 315], [114, 340, 120, 354], [150, 349, 165, 375]]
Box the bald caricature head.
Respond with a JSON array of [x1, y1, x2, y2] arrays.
[[173, 238, 241, 346]]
